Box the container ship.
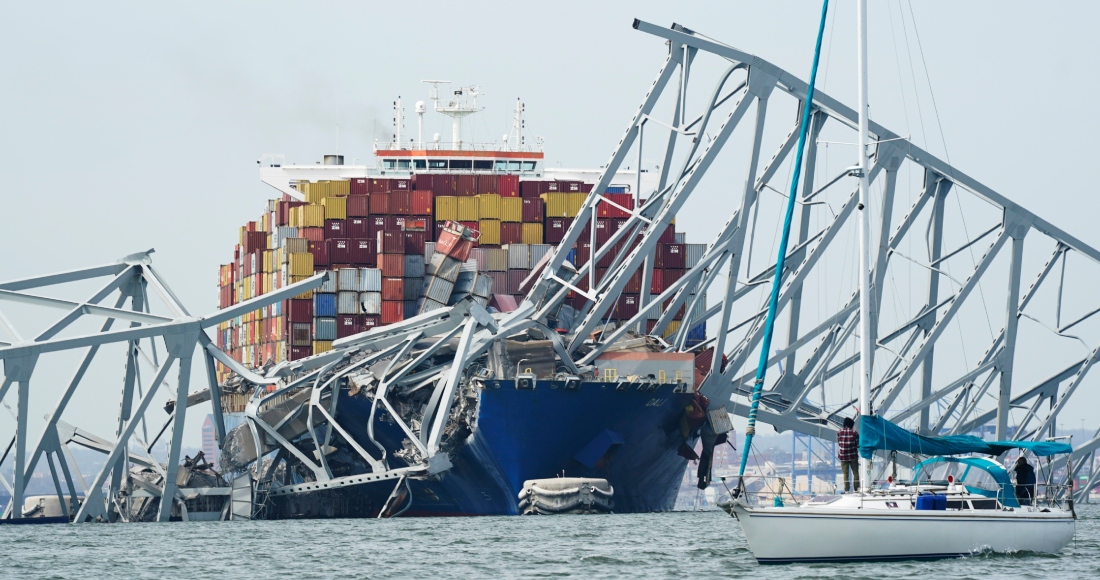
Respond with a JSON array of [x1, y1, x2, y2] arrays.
[[211, 85, 713, 518]]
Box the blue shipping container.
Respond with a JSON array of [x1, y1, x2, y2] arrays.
[[314, 293, 337, 317]]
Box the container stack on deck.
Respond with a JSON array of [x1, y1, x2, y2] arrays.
[[214, 173, 706, 381]]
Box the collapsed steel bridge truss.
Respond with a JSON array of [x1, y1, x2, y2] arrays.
[[3, 21, 1099, 519], [524, 21, 1100, 497]]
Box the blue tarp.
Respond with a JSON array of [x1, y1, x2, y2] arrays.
[[859, 414, 1073, 459]]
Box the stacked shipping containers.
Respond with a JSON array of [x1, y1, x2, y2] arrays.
[[216, 175, 706, 381]]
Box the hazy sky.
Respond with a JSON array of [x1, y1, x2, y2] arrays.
[[3, 1, 1099, 449]]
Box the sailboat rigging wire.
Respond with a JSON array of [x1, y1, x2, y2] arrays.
[[737, 0, 831, 482]]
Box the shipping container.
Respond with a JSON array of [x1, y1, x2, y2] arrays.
[[362, 314, 381, 330], [545, 217, 570, 244], [318, 271, 338, 293], [368, 178, 391, 194], [685, 244, 706, 269], [322, 196, 347, 220], [487, 271, 508, 295], [423, 276, 455, 304], [313, 340, 333, 354], [483, 248, 508, 271], [403, 277, 422, 301], [410, 190, 434, 216], [455, 174, 477, 196], [350, 178, 369, 196], [350, 239, 376, 266], [404, 254, 425, 278], [457, 197, 479, 221], [359, 268, 381, 292], [347, 217, 370, 238], [500, 197, 523, 222], [427, 253, 463, 282], [472, 272, 494, 298], [336, 314, 362, 339], [379, 253, 405, 277], [324, 219, 346, 240], [360, 292, 382, 314], [499, 174, 519, 197], [336, 268, 359, 291], [403, 231, 427, 254], [314, 293, 337, 317], [308, 240, 330, 267], [657, 243, 686, 269], [500, 222, 523, 245], [289, 322, 312, 346], [329, 239, 351, 264], [337, 291, 360, 315], [477, 174, 499, 194], [479, 220, 501, 246], [314, 317, 337, 341], [521, 223, 544, 245], [477, 194, 501, 220], [519, 181, 542, 198], [506, 269, 528, 294], [543, 193, 572, 218], [506, 244, 530, 270], [370, 192, 390, 215], [415, 174, 455, 197], [597, 193, 634, 219], [378, 230, 404, 254], [453, 271, 476, 294], [381, 277, 405, 301], [287, 252, 314, 276], [568, 193, 588, 216], [389, 191, 411, 215], [286, 299, 313, 323], [521, 197, 544, 222], [298, 227, 324, 242], [381, 301, 404, 324], [435, 196, 458, 221], [420, 298, 448, 313], [615, 294, 640, 320]]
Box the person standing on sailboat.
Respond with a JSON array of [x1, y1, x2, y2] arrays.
[[837, 418, 860, 492], [1014, 456, 1037, 506]]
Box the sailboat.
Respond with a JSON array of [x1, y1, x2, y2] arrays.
[[724, 0, 1077, 563]]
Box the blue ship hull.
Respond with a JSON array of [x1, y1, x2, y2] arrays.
[[267, 380, 694, 518]]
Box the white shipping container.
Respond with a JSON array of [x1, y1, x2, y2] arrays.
[[319, 270, 338, 293], [674, 232, 686, 244], [529, 244, 552, 267], [314, 317, 337, 341], [462, 258, 478, 272], [424, 242, 436, 263], [420, 298, 448, 314], [424, 276, 455, 304], [427, 254, 463, 282], [472, 273, 493, 298], [337, 291, 360, 314], [337, 268, 360, 291], [506, 244, 530, 270], [360, 292, 382, 314], [685, 244, 707, 269], [471, 248, 488, 271], [485, 248, 508, 272], [358, 268, 382, 292]]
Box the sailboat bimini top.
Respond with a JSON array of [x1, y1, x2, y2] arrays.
[[859, 415, 1073, 459]]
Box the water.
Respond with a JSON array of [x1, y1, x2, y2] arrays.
[[3, 505, 1099, 578]]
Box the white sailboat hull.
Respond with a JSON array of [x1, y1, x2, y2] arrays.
[[732, 503, 1075, 563]]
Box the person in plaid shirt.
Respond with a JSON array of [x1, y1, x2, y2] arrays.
[[837, 417, 859, 492]]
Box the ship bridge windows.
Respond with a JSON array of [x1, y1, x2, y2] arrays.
[[450, 159, 473, 170], [382, 159, 411, 170], [474, 160, 493, 170], [495, 160, 537, 172], [428, 160, 447, 169], [414, 160, 427, 169]]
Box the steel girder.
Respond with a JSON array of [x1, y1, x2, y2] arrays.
[[520, 21, 1100, 499], [0, 250, 326, 521]]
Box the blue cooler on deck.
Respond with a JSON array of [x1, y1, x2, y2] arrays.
[[915, 493, 947, 510]]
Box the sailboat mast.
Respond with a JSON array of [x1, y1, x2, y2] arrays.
[[856, 0, 873, 493]]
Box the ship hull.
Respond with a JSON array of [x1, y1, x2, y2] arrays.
[[265, 380, 694, 518]]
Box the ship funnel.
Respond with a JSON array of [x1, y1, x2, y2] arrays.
[[323, 155, 344, 166]]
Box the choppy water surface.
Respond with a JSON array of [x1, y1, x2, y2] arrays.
[[2, 504, 1099, 578]]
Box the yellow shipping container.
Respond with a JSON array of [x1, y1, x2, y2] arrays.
[[289, 274, 313, 299], [287, 252, 315, 277], [568, 193, 588, 216], [322, 195, 347, 220], [435, 196, 458, 221], [300, 204, 325, 227], [477, 194, 501, 220], [331, 180, 350, 197], [542, 193, 572, 218], [478, 219, 501, 246], [662, 320, 682, 339], [313, 340, 333, 354], [521, 223, 543, 244], [275, 340, 286, 363], [262, 250, 275, 273], [305, 181, 328, 203], [457, 197, 480, 221], [284, 237, 309, 254], [500, 197, 523, 222]]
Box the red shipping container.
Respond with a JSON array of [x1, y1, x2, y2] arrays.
[[400, 217, 428, 231], [615, 294, 640, 319], [415, 174, 455, 197], [381, 300, 404, 324], [299, 227, 324, 242], [521, 197, 544, 222], [435, 221, 446, 240], [500, 174, 519, 197], [350, 178, 369, 196], [653, 268, 685, 294], [663, 297, 687, 320], [243, 231, 267, 253], [411, 190, 433, 216], [543, 181, 562, 193], [598, 193, 634, 219], [477, 174, 498, 194], [285, 299, 313, 323], [580, 183, 594, 193], [437, 226, 473, 262], [378, 230, 405, 254], [597, 241, 622, 268], [350, 239, 376, 266], [574, 241, 591, 266], [368, 178, 391, 194], [336, 314, 362, 338], [347, 195, 370, 217], [455, 174, 477, 196], [392, 178, 410, 191], [545, 218, 571, 244], [379, 253, 405, 277], [362, 315, 381, 330], [366, 216, 388, 241], [623, 268, 643, 294], [506, 270, 528, 294], [324, 219, 346, 240], [381, 278, 405, 301], [519, 181, 543, 198], [309, 240, 330, 267], [330, 238, 352, 263], [594, 219, 612, 245], [389, 191, 411, 215], [655, 223, 676, 244], [561, 180, 583, 193], [403, 231, 427, 254], [370, 192, 390, 215], [657, 243, 686, 269], [383, 216, 404, 231], [347, 217, 370, 238], [289, 346, 312, 361], [500, 222, 523, 244]]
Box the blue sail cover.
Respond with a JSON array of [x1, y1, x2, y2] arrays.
[[859, 415, 1073, 459]]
